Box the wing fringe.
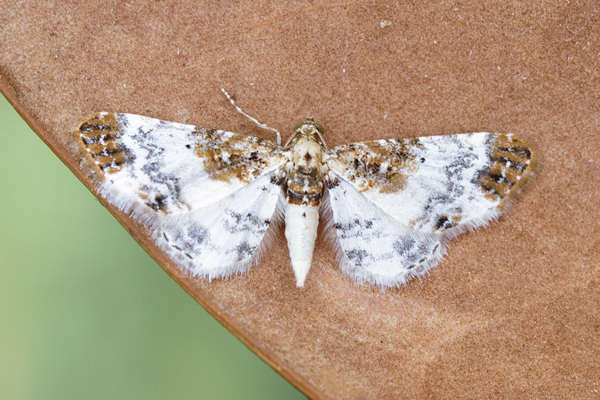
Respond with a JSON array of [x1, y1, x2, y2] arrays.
[[320, 187, 447, 289]]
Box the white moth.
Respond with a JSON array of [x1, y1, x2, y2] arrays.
[[75, 90, 535, 288]]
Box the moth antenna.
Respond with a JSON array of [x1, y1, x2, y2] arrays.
[[220, 88, 282, 145]]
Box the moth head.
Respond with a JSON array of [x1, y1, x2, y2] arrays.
[[286, 118, 327, 149]]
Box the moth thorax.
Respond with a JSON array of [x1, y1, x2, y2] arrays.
[[285, 136, 324, 206], [292, 136, 322, 171]]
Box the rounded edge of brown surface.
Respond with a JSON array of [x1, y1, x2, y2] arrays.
[[0, 76, 326, 400]]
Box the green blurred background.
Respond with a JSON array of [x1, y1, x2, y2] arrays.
[[0, 95, 304, 400]]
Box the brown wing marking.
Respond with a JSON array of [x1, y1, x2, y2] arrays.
[[479, 133, 536, 208], [326, 139, 420, 194], [193, 129, 281, 184], [75, 112, 126, 179]]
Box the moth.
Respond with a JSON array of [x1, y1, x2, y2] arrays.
[[75, 90, 535, 288]]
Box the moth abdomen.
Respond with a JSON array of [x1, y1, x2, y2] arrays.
[[284, 174, 324, 206]]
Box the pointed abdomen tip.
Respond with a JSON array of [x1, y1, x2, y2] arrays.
[[293, 265, 309, 287]]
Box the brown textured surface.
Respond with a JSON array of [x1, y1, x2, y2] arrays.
[[1, 1, 599, 399]]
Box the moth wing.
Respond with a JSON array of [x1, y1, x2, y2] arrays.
[[326, 132, 535, 237], [324, 176, 445, 287], [75, 112, 286, 278], [159, 171, 283, 278], [76, 112, 286, 214]]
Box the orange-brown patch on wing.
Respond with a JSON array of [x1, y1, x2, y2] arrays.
[[84, 140, 121, 155], [480, 133, 536, 208], [379, 172, 411, 194], [332, 140, 419, 193], [194, 130, 278, 184], [93, 152, 127, 169], [75, 112, 126, 179], [489, 161, 522, 183]]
